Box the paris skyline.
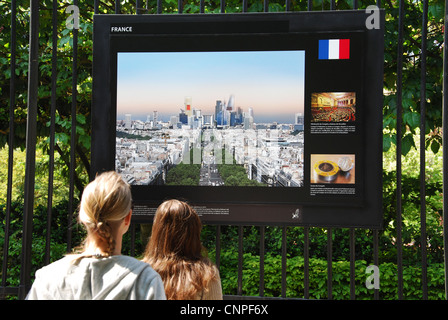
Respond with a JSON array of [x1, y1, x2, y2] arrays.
[[116, 50, 305, 123]]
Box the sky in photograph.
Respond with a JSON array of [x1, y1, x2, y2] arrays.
[[116, 50, 305, 123]]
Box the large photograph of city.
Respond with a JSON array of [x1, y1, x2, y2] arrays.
[[115, 51, 305, 188]]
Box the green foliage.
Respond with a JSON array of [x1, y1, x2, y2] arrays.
[[0, 142, 76, 208], [381, 0, 444, 155], [1, 0, 446, 300], [218, 163, 265, 187], [166, 162, 201, 186], [1, 0, 444, 164], [116, 131, 152, 141], [1, 0, 92, 195], [217, 149, 266, 186], [0, 199, 83, 288], [209, 249, 446, 300], [381, 141, 444, 264]]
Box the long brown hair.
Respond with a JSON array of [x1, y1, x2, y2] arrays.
[[142, 199, 218, 300]]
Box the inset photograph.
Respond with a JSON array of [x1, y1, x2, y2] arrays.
[[115, 51, 305, 188], [310, 154, 355, 184], [311, 92, 356, 122]]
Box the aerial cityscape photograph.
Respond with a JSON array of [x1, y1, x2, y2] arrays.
[[115, 51, 305, 188]]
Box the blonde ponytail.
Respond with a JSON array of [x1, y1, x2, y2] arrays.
[[75, 171, 132, 258]]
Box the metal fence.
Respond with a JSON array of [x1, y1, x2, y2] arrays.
[[1, 0, 447, 300]]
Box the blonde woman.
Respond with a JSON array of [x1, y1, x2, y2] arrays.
[[27, 171, 166, 300], [142, 199, 223, 300]]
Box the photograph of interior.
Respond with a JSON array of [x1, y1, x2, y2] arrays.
[[311, 92, 356, 122]]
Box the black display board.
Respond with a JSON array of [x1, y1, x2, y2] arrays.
[[91, 11, 384, 228]]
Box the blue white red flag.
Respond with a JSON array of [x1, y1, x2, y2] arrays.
[[318, 39, 350, 60]]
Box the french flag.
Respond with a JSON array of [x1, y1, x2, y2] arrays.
[[318, 39, 350, 60]]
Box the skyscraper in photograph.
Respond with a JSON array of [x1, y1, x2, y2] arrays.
[[295, 113, 304, 125], [170, 115, 178, 127], [294, 112, 304, 131], [185, 96, 192, 116], [227, 94, 235, 110], [179, 110, 188, 124], [248, 107, 254, 118], [215, 100, 222, 123], [215, 100, 225, 126]]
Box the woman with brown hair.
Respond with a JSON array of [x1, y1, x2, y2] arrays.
[[142, 199, 223, 300]]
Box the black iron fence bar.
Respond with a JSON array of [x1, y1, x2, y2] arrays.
[[281, 226, 287, 298], [373, 0, 381, 301], [420, 0, 429, 300], [1, 0, 17, 297], [136, 0, 141, 14], [259, 226, 265, 296], [94, 0, 99, 14], [215, 225, 221, 271], [221, 0, 225, 13], [443, 0, 448, 300], [373, 230, 379, 299], [327, 228, 333, 300], [158, 0, 163, 13], [237, 226, 243, 296], [242, 0, 248, 13], [67, 0, 79, 254], [130, 223, 136, 256], [303, 227, 309, 298], [19, 0, 40, 300], [349, 228, 355, 299], [1, 287, 19, 297], [44, 0, 59, 266], [395, 0, 405, 300], [351, 6, 358, 311], [116, 0, 120, 14]]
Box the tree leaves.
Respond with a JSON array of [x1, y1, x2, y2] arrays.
[[381, 0, 443, 155], [212, 248, 446, 299], [1, 0, 443, 193]]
